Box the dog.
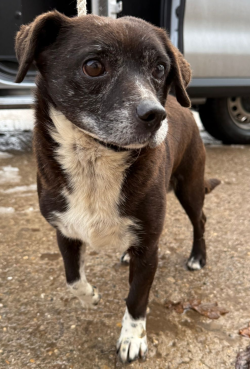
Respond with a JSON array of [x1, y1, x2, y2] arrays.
[[15, 11, 220, 364]]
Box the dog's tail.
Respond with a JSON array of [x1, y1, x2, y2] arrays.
[[204, 178, 221, 194]]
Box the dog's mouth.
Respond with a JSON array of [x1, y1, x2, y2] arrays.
[[92, 138, 144, 152], [78, 127, 150, 151], [78, 118, 168, 151]]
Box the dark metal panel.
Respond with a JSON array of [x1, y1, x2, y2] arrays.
[[177, 0, 185, 53], [0, 0, 92, 61], [0, 0, 23, 59], [118, 0, 162, 26], [21, 0, 81, 23], [187, 78, 250, 98], [160, 0, 172, 33]]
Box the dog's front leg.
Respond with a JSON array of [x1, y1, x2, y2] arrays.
[[56, 230, 101, 308], [117, 242, 158, 363]]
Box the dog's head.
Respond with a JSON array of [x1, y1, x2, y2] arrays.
[[15, 11, 191, 148]]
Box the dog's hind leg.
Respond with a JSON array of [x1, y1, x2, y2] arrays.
[[174, 168, 207, 271], [56, 230, 101, 308]]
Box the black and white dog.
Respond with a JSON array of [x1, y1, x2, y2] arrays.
[[15, 11, 220, 364]]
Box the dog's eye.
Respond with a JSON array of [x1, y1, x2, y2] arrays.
[[152, 64, 165, 79], [83, 60, 105, 77]]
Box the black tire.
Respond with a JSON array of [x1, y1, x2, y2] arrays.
[[199, 98, 250, 144]]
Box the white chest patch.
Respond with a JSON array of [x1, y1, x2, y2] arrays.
[[49, 108, 138, 251]]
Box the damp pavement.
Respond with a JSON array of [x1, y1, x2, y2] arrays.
[[0, 109, 250, 369]]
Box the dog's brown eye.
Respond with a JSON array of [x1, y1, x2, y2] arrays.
[[152, 64, 165, 79], [83, 60, 105, 77]]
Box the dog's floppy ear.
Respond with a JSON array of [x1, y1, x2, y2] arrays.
[[15, 11, 68, 83], [155, 28, 192, 107], [166, 43, 192, 108]]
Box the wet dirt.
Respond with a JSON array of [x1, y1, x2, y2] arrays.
[[0, 141, 250, 368]]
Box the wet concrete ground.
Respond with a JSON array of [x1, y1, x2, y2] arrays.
[[0, 111, 250, 368]]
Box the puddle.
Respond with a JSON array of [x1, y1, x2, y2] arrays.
[[147, 301, 179, 335]]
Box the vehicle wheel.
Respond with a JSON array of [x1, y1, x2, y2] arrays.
[[199, 97, 250, 144]]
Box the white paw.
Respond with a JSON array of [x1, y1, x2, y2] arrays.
[[117, 308, 148, 363], [68, 281, 101, 308], [120, 252, 130, 265], [187, 257, 202, 270], [78, 286, 101, 308]]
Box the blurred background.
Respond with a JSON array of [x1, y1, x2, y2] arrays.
[[1, 0, 250, 146]]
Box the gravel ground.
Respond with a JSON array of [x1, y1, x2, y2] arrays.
[[0, 110, 250, 369]]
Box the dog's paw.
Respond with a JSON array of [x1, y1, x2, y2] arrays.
[[117, 335, 147, 363], [68, 281, 101, 308], [187, 256, 205, 271], [79, 285, 101, 308], [120, 251, 130, 265], [117, 308, 147, 364]]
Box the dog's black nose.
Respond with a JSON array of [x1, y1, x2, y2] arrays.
[[136, 100, 166, 131]]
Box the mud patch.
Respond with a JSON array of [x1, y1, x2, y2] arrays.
[[165, 299, 229, 319]]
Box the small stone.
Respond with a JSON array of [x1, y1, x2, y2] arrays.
[[116, 322, 122, 328], [153, 337, 159, 345], [167, 277, 175, 283], [7, 277, 12, 280], [30, 359, 35, 363], [181, 358, 190, 363], [23, 256, 29, 259], [70, 325, 76, 329], [3, 327, 7, 331], [41, 293, 45, 299]]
